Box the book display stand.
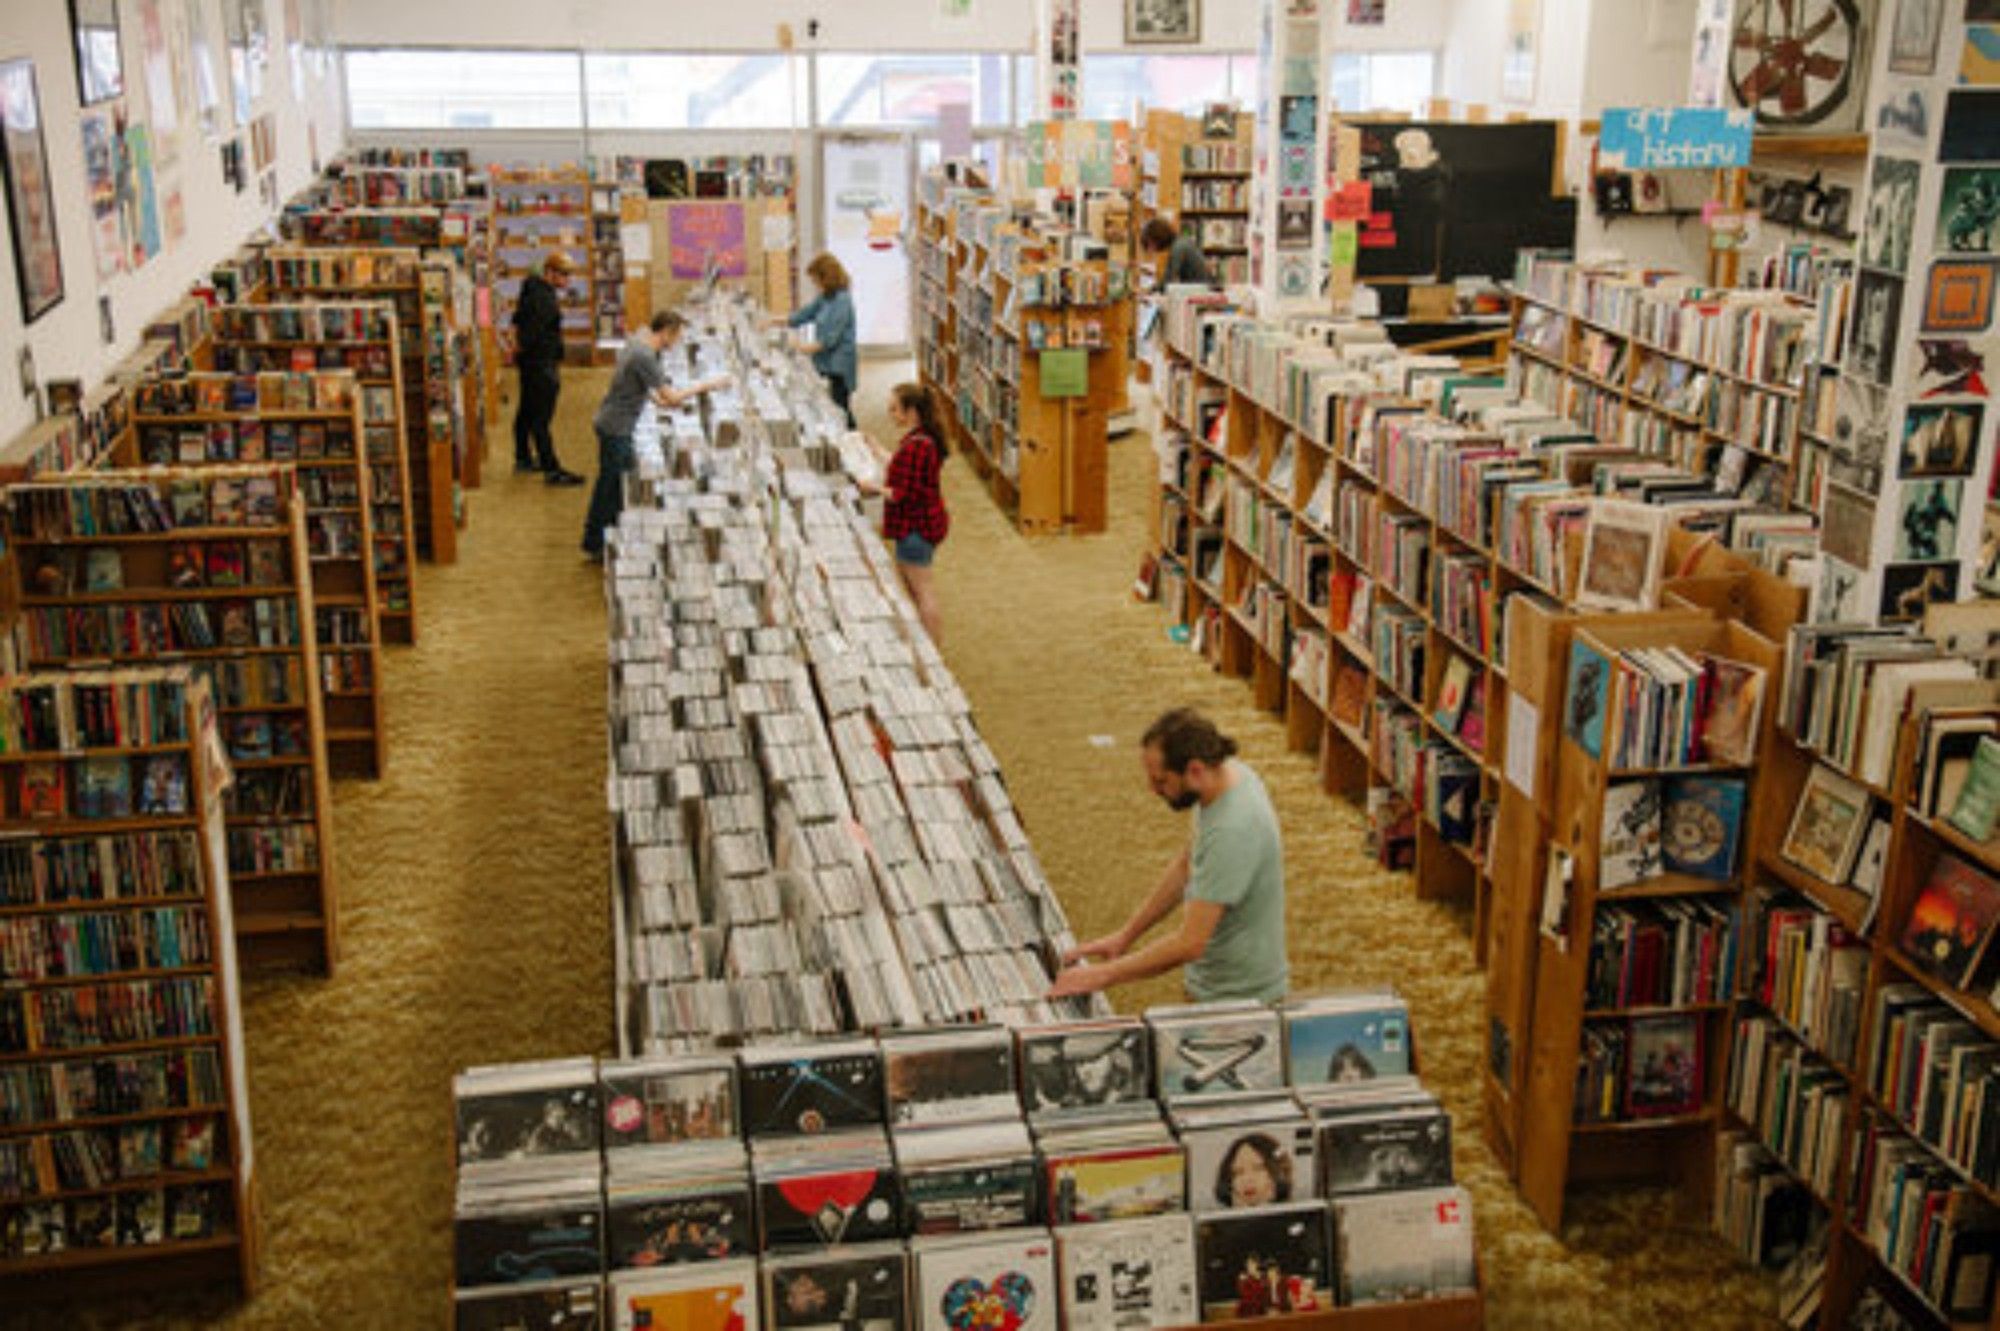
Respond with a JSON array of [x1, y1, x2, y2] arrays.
[[0, 668, 260, 1299]]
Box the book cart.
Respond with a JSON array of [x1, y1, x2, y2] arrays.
[[3, 469, 339, 973], [0, 668, 260, 1301], [122, 371, 385, 781], [1717, 650, 2000, 1326], [210, 303, 420, 646], [259, 246, 461, 565]]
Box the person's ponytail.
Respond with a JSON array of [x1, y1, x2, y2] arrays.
[[892, 382, 949, 461]]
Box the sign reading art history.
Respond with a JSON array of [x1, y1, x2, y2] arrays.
[[1598, 107, 1755, 170]]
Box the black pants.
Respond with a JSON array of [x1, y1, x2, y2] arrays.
[[514, 361, 562, 470], [825, 373, 855, 428]]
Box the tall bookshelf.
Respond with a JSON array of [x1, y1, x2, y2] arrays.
[[488, 166, 596, 367], [260, 246, 459, 565], [0, 668, 259, 1298], [5, 469, 339, 971], [210, 302, 420, 646], [330, 164, 466, 208], [123, 370, 385, 780]]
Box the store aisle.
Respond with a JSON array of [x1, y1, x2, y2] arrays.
[[883, 359, 1781, 1331]]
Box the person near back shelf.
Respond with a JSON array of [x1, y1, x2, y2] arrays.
[[1050, 708, 1288, 1003], [1140, 218, 1216, 288], [855, 382, 950, 644], [788, 253, 860, 427], [580, 312, 728, 563], [512, 251, 584, 486]]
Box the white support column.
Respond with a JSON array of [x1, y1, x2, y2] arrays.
[[1814, 5, 2000, 625], [1249, 0, 1329, 316]]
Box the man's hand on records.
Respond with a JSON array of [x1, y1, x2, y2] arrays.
[[1063, 932, 1128, 967], [1048, 962, 1112, 998]]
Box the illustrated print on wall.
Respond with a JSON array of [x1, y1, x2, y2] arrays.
[[1897, 478, 1964, 561], [1962, 23, 2000, 84], [1816, 555, 1864, 623], [79, 108, 120, 279], [1730, 0, 1870, 131], [1126, 0, 1201, 45], [1821, 481, 1878, 567], [1938, 168, 2000, 256], [1848, 269, 1907, 385], [0, 59, 64, 325], [1901, 402, 1986, 475], [188, 0, 227, 142], [1862, 156, 1923, 273], [1941, 90, 2000, 161], [1874, 80, 1931, 146], [1832, 373, 1894, 489], [1887, 0, 1945, 75], [1880, 560, 1961, 622], [69, 0, 124, 106], [1923, 260, 1998, 333], [1916, 339, 1990, 397]]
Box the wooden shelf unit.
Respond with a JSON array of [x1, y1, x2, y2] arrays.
[[1509, 613, 1781, 1232], [122, 371, 385, 780], [258, 246, 460, 566], [3, 469, 341, 973], [0, 667, 259, 1300], [488, 167, 598, 368], [1712, 699, 2000, 1328], [209, 302, 420, 646]]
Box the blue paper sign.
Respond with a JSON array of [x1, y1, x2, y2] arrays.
[[1598, 107, 1755, 170]]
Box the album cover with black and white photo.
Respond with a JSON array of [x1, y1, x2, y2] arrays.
[[1177, 1104, 1317, 1212], [1282, 994, 1413, 1086], [1334, 1185, 1477, 1305], [1317, 1104, 1455, 1197], [883, 1027, 1017, 1127], [1194, 1202, 1332, 1319], [600, 1055, 739, 1149], [454, 1276, 604, 1330], [1145, 1003, 1284, 1099], [455, 1058, 602, 1169], [605, 1178, 754, 1270], [740, 1041, 886, 1137], [912, 1230, 1059, 1331], [764, 1241, 911, 1331], [1055, 1212, 1200, 1331], [1018, 1018, 1152, 1117]]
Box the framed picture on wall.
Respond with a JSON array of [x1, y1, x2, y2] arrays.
[[1503, 0, 1540, 103], [0, 60, 65, 325], [1126, 0, 1201, 46], [69, 0, 123, 106]]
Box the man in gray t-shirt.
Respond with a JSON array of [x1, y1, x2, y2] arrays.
[[1050, 708, 1287, 1003], [582, 310, 727, 560]]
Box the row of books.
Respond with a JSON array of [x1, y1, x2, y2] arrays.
[[138, 420, 355, 467], [28, 540, 291, 597], [1563, 636, 1766, 771], [0, 976, 217, 1055], [0, 831, 204, 911], [21, 597, 303, 659], [0, 1044, 224, 1131], [0, 674, 191, 754], [9, 754, 193, 823], [262, 249, 422, 290], [1574, 1011, 1707, 1123], [212, 303, 395, 345], [0, 1112, 221, 1196], [1585, 897, 1737, 1010], [130, 371, 359, 416], [9, 474, 288, 539], [0, 905, 211, 981], [0, 1181, 231, 1259]]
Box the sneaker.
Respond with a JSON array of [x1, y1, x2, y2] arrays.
[[545, 469, 586, 487], [515, 461, 544, 475]]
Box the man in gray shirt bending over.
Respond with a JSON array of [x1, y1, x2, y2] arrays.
[[582, 311, 727, 561], [1050, 707, 1288, 1003]]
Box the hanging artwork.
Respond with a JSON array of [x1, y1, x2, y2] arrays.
[[1728, 0, 1872, 132], [137, 0, 180, 147], [163, 182, 186, 247], [286, 0, 306, 97], [1689, 0, 1734, 107], [1127, 0, 1200, 45], [127, 122, 162, 267], [189, 0, 227, 141], [79, 107, 121, 279], [0, 60, 64, 324], [1503, 0, 1539, 104], [70, 0, 124, 106]]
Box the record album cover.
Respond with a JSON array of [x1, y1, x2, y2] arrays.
[[765, 1244, 911, 1331], [456, 1065, 600, 1167], [606, 1182, 753, 1270], [742, 1045, 886, 1137], [610, 1261, 759, 1331], [914, 1231, 1058, 1331], [884, 1029, 1017, 1127], [601, 1056, 738, 1149], [1183, 1119, 1317, 1211], [454, 1197, 604, 1288], [1282, 998, 1412, 1085], [1019, 1021, 1151, 1116], [902, 1151, 1040, 1235], [758, 1164, 905, 1250], [1334, 1186, 1477, 1305], [1194, 1202, 1331, 1320], [1317, 1106, 1455, 1196], [1045, 1147, 1187, 1225], [1056, 1213, 1200, 1331], [454, 1277, 604, 1330], [1147, 1006, 1284, 1099]]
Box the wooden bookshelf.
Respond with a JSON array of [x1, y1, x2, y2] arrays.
[[0, 667, 260, 1300], [122, 370, 385, 781], [3, 469, 340, 972], [488, 166, 597, 367], [329, 164, 466, 208], [209, 302, 420, 646], [1510, 612, 1781, 1233], [259, 246, 459, 566]]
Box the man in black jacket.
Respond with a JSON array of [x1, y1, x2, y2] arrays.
[[513, 252, 584, 485]]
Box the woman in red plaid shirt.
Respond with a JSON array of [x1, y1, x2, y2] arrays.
[[862, 382, 950, 643]]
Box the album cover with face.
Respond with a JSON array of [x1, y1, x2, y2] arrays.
[[610, 1261, 759, 1331], [1317, 1105, 1455, 1197], [600, 1055, 738, 1149], [1055, 1213, 1199, 1331], [605, 1180, 754, 1271], [1194, 1202, 1332, 1320], [454, 1276, 604, 1330], [764, 1242, 911, 1331], [741, 1042, 886, 1137], [1146, 1006, 1284, 1099], [455, 1060, 602, 1167], [913, 1230, 1059, 1331], [757, 1163, 905, 1250], [1044, 1145, 1187, 1225], [883, 1027, 1018, 1127], [1018, 1020, 1152, 1116], [1282, 997, 1413, 1087], [1182, 1116, 1317, 1212]]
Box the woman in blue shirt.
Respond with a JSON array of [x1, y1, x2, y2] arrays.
[[789, 253, 859, 426]]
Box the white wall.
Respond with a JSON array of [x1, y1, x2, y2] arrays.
[[0, 0, 347, 446]]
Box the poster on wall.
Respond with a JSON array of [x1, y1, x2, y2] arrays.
[[189, 0, 228, 141], [163, 182, 186, 247], [1688, 0, 1735, 108], [138, 0, 181, 148], [223, 0, 265, 128], [1728, 0, 1872, 132], [80, 107, 122, 278], [0, 59, 64, 325], [286, 0, 307, 97], [1503, 0, 1539, 103], [127, 123, 163, 266], [668, 203, 749, 280]]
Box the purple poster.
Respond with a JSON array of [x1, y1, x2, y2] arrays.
[[668, 202, 748, 280]]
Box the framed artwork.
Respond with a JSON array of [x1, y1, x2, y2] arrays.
[[70, 0, 123, 106], [1887, 0, 1944, 75], [1861, 155, 1922, 274], [1847, 268, 1905, 385], [1503, 0, 1539, 103], [188, 0, 227, 141], [1574, 501, 1670, 612], [1126, 0, 1200, 46], [1937, 168, 2000, 257], [1730, 0, 1870, 131], [1900, 402, 1984, 476], [1922, 260, 1998, 333], [1782, 763, 1872, 883], [0, 60, 65, 325]]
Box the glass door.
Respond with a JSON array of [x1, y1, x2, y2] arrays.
[[818, 133, 915, 352]]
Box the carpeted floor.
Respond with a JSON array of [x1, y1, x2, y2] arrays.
[[28, 359, 1782, 1329]]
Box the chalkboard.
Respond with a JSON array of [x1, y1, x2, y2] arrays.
[[1353, 121, 1577, 282]]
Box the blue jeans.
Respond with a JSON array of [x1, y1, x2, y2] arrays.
[[582, 428, 634, 556], [894, 531, 937, 567]]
